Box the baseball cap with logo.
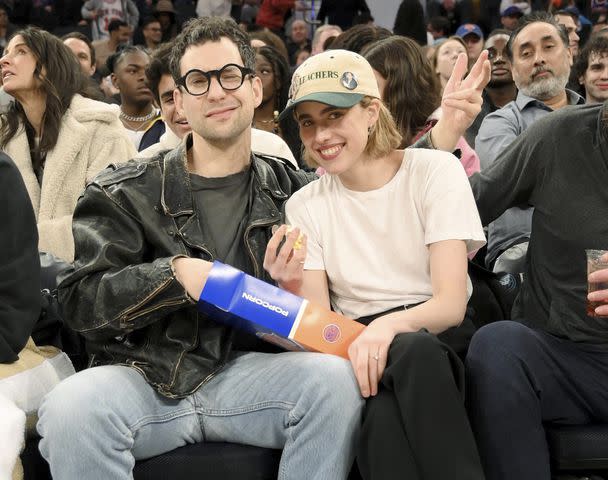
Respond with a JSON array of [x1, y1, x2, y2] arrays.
[[278, 49, 381, 121], [455, 23, 484, 39]]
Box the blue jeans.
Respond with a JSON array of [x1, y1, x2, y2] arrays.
[[37, 351, 364, 480]]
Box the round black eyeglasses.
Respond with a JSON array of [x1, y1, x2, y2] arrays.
[[177, 63, 255, 96]]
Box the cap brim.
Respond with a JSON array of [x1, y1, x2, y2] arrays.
[[278, 92, 364, 122]]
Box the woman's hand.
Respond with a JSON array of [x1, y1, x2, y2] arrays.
[[263, 224, 307, 294], [431, 51, 490, 151], [348, 315, 396, 398]]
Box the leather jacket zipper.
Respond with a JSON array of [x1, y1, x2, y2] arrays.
[[119, 277, 188, 324]]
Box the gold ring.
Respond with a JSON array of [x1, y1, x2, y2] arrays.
[[370, 354, 379, 361]]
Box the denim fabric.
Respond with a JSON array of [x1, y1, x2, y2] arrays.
[[37, 351, 363, 480]]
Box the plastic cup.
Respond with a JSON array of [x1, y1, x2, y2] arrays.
[[586, 249, 608, 317]]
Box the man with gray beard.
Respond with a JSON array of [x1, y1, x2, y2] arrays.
[[475, 12, 584, 274]]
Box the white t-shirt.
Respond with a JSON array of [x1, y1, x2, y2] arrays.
[[285, 148, 486, 319]]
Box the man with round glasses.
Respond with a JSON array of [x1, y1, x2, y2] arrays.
[[37, 16, 364, 480]]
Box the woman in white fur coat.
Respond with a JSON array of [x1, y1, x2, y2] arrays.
[[0, 27, 136, 262]]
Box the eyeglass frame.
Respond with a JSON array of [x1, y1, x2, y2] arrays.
[[176, 63, 256, 96]]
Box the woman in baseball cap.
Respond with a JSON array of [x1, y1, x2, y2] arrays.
[[265, 49, 487, 479]]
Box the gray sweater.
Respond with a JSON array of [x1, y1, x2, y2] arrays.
[[471, 102, 608, 345]]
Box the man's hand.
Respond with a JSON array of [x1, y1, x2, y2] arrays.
[[347, 315, 396, 398], [431, 50, 491, 151], [172, 257, 214, 300], [588, 252, 608, 317], [263, 224, 307, 294]]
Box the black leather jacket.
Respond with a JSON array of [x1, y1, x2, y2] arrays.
[[58, 139, 316, 398]]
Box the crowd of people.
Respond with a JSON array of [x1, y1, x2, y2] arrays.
[[0, 1, 608, 480]]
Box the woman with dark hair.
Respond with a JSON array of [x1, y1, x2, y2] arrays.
[[0, 27, 135, 262], [253, 45, 289, 134], [254, 45, 302, 165], [364, 35, 480, 176]]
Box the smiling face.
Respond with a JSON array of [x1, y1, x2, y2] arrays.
[[174, 37, 262, 146], [158, 73, 190, 138], [0, 35, 41, 100], [511, 21, 571, 100], [295, 100, 379, 175], [63, 37, 95, 77], [112, 50, 154, 105], [580, 51, 608, 103]]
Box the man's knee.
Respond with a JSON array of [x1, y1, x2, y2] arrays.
[[37, 365, 134, 441], [302, 354, 363, 415], [466, 320, 534, 370]]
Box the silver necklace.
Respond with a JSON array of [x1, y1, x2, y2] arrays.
[[119, 107, 157, 123]]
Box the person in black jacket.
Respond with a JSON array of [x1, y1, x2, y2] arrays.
[[0, 152, 74, 480], [0, 152, 39, 365]]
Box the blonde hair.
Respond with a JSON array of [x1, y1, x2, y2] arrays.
[[302, 96, 402, 168]]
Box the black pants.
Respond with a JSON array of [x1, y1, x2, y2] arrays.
[[356, 330, 485, 480], [466, 321, 608, 480]]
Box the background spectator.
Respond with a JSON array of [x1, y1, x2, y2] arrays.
[[92, 19, 131, 73], [500, 5, 524, 30], [428, 15, 451, 43], [138, 16, 163, 50], [432, 36, 468, 92], [285, 19, 310, 65], [155, 0, 179, 41], [255, 0, 295, 34], [465, 29, 517, 147], [456, 22, 485, 67], [317, 0, 371, 30], [196, 0, 232, 18], [572, 34, 608, 102], [0, 2, 16, 52], [0, 27, 135, 261], [108, 46, 163, 151], [329, 24, 391, 54], [311, 23, 341, 54], [393, 0, 427, 46], [81, 0, 139, 41], [555, 9, 581, 57]]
